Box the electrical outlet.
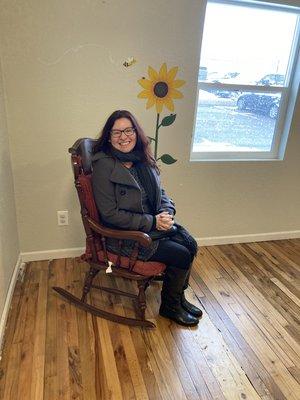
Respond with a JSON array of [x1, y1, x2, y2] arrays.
[[57, 210, 69, 226]]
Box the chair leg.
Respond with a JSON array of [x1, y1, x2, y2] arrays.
[[136, 279, 149, 320], [81, 266, 99, 302]]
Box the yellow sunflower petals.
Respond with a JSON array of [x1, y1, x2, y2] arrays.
[[159, 63, 168, 81], [138, 90, 151, 99], [164, 97, 175, 112], [146, 97, 156, 109], [148, 66, 159, 81], [156, 99, 164, 113], [138, 78, 152, 90], [173, 79, 185, 88], [167, 66, 178, 82], [169, 88, 183, 99]]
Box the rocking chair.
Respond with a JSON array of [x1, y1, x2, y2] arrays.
[[53, 138, 166, 328]]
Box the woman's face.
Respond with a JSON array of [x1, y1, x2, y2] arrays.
[[110, 117, 137, 153]]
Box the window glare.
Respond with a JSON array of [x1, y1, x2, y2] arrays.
[[200, 3, 297, 78]]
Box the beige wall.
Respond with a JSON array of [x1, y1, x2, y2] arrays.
[[0, 56, 20, 317], [0, 0, 299, 254]]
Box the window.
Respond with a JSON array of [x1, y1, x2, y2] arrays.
[[191, 0, 300, 161]]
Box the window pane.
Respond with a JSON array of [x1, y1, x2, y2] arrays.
[[198, 3, 298, 85], [193, 90, 281, 152]]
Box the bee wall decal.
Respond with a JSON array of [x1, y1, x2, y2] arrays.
[[123, 57, 137, 68]]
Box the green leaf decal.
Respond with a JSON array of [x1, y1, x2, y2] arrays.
[[160, 154, 177, 164], [161, 114, 176, 127], [147, 136, 155, 143]]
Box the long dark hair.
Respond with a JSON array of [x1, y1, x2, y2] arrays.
[[93, 110, 158, 170]]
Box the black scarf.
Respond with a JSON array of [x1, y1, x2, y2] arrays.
[[110, 148, 198, 257]]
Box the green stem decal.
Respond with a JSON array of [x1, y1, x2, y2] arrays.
[[154, 113, 160, 160], [152, 113, 177, 164]]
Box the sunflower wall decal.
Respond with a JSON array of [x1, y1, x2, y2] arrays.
[[138, 63, 185, 164]]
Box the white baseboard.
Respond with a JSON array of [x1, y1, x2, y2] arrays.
[[0, 254, 24, 354], [21, 247, 85, 262], [197, 230, 300, 246]]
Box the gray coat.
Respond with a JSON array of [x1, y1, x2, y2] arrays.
[[91, 152, 176, 260]]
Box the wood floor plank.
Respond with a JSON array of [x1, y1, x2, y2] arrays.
[[96, 317, 123, 400], [56, 259, 71, 399], [118, 323, 150, 400], [16, 264, 39, 400], [289, 239, 300, 252], [76, 311, 97, 400], [269, 241, 300, 271], [276, 240, 300, 258], [251, 242, 300, 282], [270, 277, 300, 308], [30, 261, 48, 400], [65, 258, 83, 400], [107, 321, 136, 399], [43, 260, 58, 400], [0, 276, 23, 399], [76, 263, 98, 400], [98, 274, 139, 400], [127, 325, 163, 400]]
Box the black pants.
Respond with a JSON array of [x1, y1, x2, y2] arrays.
[[148, 239, 192, 270]]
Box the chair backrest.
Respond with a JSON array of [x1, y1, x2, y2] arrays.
[[68, 138, 101, 260], [69, 137, 98, 176]]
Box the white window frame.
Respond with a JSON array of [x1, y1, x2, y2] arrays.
[[191, 0, 300, 162]]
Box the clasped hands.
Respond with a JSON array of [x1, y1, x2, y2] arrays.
[[155, 211, 174, 231]]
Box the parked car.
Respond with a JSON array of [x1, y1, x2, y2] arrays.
[[236, 93, 280, 119], [256, 74, 285, 86], [207, 72, 285, 99]]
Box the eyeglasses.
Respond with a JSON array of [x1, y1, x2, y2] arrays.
[[110, 127, 136, 138]]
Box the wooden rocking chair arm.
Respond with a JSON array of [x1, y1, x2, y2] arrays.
[[87, 217, 152, 247]]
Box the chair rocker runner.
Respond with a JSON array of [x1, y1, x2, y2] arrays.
[[52, 138, 166, 328]]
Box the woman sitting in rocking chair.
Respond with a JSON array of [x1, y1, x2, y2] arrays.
[[92, 110, 202, 327]]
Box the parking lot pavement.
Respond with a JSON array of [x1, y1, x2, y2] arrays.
[[194, 103, 275, 151]]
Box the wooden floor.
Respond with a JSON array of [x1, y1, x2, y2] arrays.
[[0, 239, 300, 400]]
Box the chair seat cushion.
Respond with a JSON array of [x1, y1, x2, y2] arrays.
[[83, 243, 166, 276], [97, 251, 166, 276]]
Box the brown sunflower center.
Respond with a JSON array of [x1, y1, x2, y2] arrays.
[[153, 81, 169, 98]]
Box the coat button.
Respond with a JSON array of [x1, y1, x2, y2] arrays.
[[120, 189, 126, 196]]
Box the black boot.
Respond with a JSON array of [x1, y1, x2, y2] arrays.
[[181, 267, 203, 318], [159, 267, 199, 327]]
